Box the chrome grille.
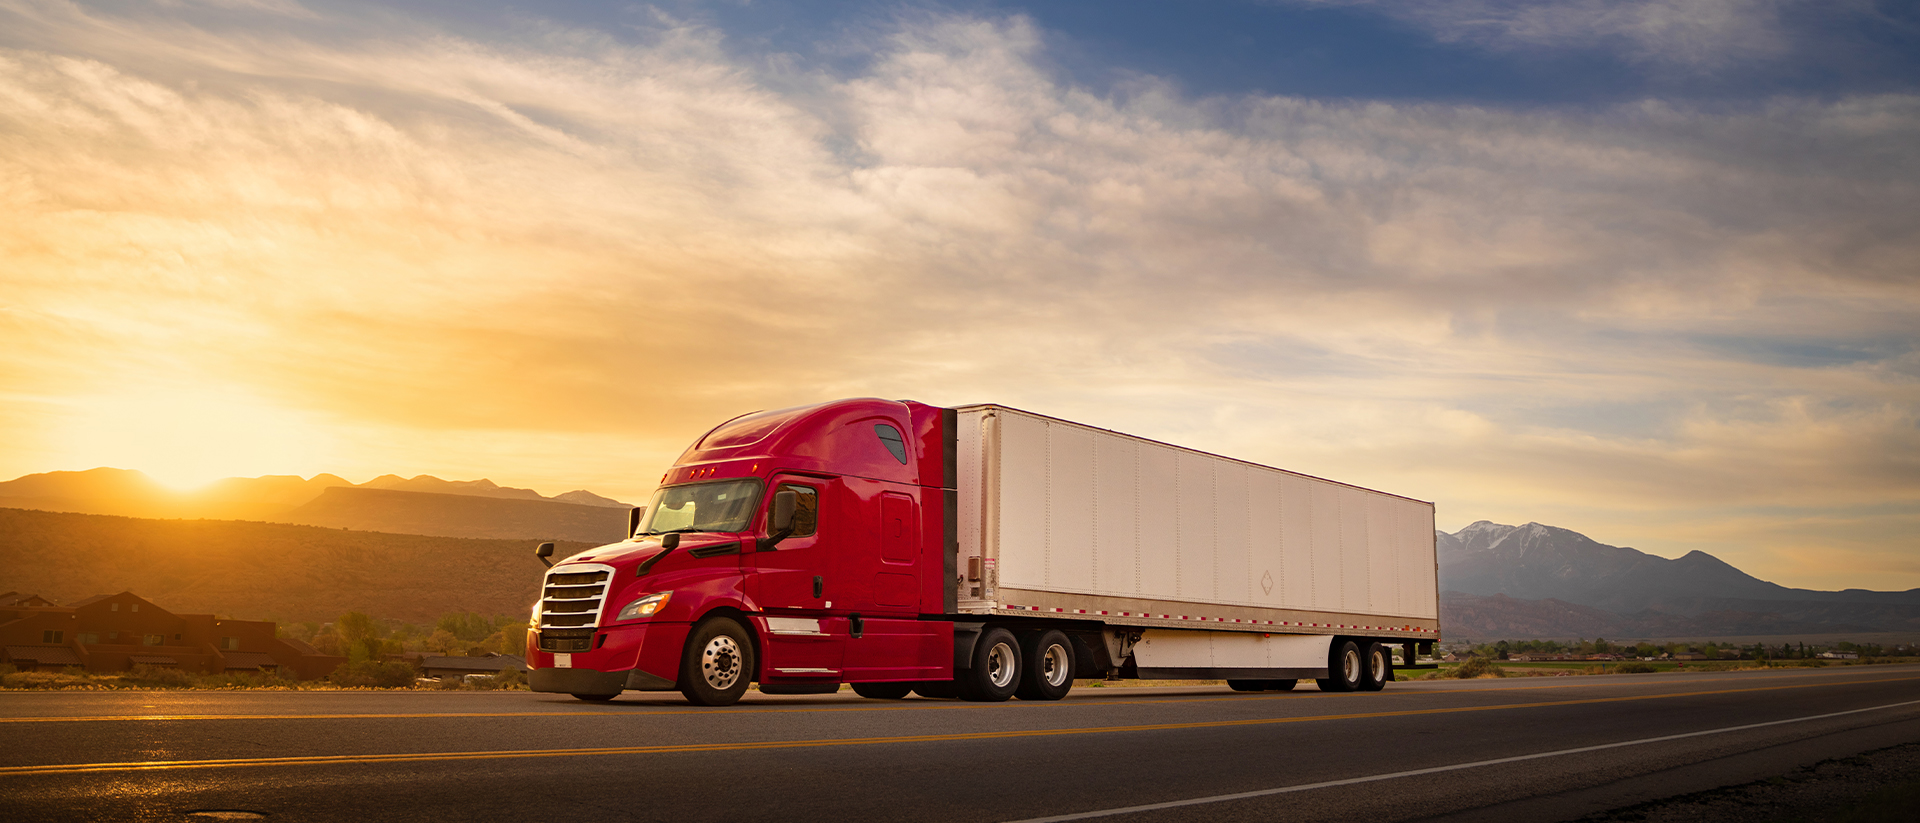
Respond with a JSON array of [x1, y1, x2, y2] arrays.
[[537, 565, 612, 629]]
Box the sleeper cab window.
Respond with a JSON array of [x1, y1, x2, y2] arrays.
[[874, 423, 908, 464], [772, 484, 819, 538]]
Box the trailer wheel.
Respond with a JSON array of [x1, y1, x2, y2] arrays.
[[1316, 640, 1362, 692], [852, 682, 913, 700], [958, 627, 1020, 702], [1359, 642, 1389, 691], [1014, 630, 1074, 701], [1268, 679, 1297, 691], [678, 617, 754, 706], [1227, 679, 1264, 692]]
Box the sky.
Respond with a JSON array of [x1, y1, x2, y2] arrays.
[[2, 0, 1917, 590]]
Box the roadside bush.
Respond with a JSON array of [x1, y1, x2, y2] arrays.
[[123, 664, 197, 688], [1436, 657, 1506, 679], [200, 669, 299, 689], [1614, 663, 1657, 674], [1797, 659, 1829, 668], [329, 660, 418, 688], [2, 670, 96, 689]]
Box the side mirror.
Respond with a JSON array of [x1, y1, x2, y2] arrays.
[[628, 506, 645, 539], [760, 490, 797, 552], [771, 490, 797, 533], [535, 542, 555, 568]]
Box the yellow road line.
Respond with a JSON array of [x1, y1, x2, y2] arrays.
[[3, 674, 1913, 777], [0, 667, 1897, 724]]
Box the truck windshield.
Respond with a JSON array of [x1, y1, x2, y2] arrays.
[[637, 479, 765, 535]]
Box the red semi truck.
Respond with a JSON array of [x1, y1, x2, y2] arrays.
[[527, 398, 1439, 706]]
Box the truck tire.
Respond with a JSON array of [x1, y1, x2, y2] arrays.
[[852, 682, 913, 700], [679, 617, 754, 706], [958, 627, 1020, 702], [1014, 630, 1074, 701], [1359, 642, 1389, 692], [1316, 640, 1362, 692]]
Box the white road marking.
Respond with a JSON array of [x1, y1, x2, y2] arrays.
[[1003, 698, 1920, 823]]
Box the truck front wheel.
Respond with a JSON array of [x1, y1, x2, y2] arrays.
[[1014, 630, 1074, 701], [1317, 639, 1363, 692], [958, 627, 1020, 702], [679, 618, 754, 706]]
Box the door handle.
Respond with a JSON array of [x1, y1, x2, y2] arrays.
[[813, 576, 823, 598]]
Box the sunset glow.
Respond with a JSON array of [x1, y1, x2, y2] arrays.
[[51, 389, 339, 491]]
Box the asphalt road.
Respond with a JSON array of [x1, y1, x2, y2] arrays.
[[4, 665, 1918, 823]]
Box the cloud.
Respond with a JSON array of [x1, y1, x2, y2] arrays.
[[1274, 0, 1847, 71], [0, 3, 1916, 583]]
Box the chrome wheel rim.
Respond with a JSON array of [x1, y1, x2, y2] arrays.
[[701, 635, 742, 690], [1369, 650, 1386, 682], [986, 641, 1017, 689], [1342, 649, 1360, 683], [1042, 643, 1070, 687]]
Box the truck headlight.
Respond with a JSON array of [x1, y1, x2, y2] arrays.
[[616, 592, 672, 621]]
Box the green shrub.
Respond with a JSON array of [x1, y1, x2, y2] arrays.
[[1442, 657, 1506, 679], [329, 660, 418, 688], [1614, 662, 1657, 674]]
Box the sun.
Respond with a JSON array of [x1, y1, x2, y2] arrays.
[[53, 387, 338, 490]]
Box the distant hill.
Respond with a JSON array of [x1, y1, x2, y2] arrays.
[[0, 468, 635, 541], [1437, 521, 1920, 639], [0, 508, 599, 623], [283, 487, 630, 543]]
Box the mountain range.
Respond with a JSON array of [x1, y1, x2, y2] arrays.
[[1437, 521, 1920, 640], [5, 469, 1915, 639], [0, 507, 589, 623], [0, 468, 633, 542]]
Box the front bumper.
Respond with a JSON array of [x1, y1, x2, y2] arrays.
[[530, 666, 676, 696], [527, 621, 690, 696]]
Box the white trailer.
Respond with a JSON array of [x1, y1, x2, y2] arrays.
[[951, 404, 1438, 691]]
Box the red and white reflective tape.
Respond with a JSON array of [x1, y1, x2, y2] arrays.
[[997, 605, 1433, 633]]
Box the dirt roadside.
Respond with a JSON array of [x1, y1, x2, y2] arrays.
[[1578, 740, 1920, 822]]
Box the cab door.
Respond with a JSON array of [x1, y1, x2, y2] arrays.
[[746, 476, 829, 610], [746, 476, 844, 681]]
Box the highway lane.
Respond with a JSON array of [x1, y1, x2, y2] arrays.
[[2, 664, 1917, 822]]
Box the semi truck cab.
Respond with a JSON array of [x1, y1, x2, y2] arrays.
[[528, 398, 957, 704]]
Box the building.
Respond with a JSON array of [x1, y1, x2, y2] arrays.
[[0, 590, 345, 679]]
